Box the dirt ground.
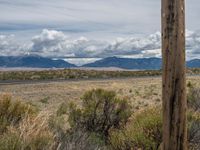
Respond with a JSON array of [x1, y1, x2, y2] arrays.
[[0, 76, 199, 112]]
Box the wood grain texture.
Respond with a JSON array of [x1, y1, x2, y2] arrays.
[[162, 0, 187, 149]]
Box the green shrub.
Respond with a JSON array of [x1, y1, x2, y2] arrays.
[[188, 111, 200, 149], [187, 81, 193, 88], [110, 108, 200, 150], [187, 85, 200, 111], [130, 108, 162, 149], [110, 108, 162, 150], [68, 89, 132, 142], [52, 106, 107, 150], [186, 84, 200, 149], [40, 97, 49, 104], [56, 102, 68, 116]]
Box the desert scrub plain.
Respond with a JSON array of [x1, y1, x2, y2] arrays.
[[0, 77, 163, 111], [0, 69, 162, 81], [0, 68, 200, 81], [0, 76, 200, 149]]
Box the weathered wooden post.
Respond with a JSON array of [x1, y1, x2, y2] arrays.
[[162, 0, 187, 149]]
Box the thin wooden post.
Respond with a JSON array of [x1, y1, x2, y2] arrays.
[[162, 0, 187, 149]]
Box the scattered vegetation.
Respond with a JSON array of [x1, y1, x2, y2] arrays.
[[0, 69, 162, 81], [55, 89, 132, 149], [187, 82, 200, 149], [1, 81, 200, 149], [188, 83, 200, 112], [188, 111, 200, 149], [1, 68, 200, 82]]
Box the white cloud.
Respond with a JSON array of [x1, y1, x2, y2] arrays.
[[29, 29, 108, 57], [103, 31, 161, 57], [0, 34, 22, 56], [29, 29, 162, 58], [186, 30, 200, 60], [1, 29, 200, 60], [31, 29, 67, 52]]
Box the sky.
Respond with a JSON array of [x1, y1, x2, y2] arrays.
[[0, 0, 200, 64]]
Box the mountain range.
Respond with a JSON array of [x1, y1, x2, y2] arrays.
[[83, 57, 162, 70], [0, 55, 200, 70], [0, 55, 76, 68]]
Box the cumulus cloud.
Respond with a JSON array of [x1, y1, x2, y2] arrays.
[[0, 34, 23, 56], [186, 30, 200, 59], [31, 29, 67, 52], [103, 32, 161, 57], [1, 29, 200, 60], [30, 29, 108, 57], [29, 29, 161, 58]]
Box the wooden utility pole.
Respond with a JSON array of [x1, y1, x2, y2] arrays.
[[162, 0, 187, 149]]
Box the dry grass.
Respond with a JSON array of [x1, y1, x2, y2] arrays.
[[0, 77, 162, 111], [0, 95, 54, 150], [17, 111, 54, 146], [1, 76, 200, 112]]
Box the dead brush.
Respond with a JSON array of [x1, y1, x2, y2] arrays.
[[0, 93, 35, 134], [1, 110, 55, 150], [18, 110, 55, 149]]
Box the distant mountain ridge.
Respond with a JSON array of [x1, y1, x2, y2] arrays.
[[1, 55, 200, 70], [83, 56, 200, 70], [0, 55, 76, 68], [83, 57, 162, 70], [187, 59, 200, 68]]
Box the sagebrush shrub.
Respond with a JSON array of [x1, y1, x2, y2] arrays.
[[187, 85, 200, 111], [186, 83, 200, 149], [110, 108, 162, 150], [56, 102, 68, 116], [188, 111, 200, 149], [68, 89, 132, 142], [110, 107, 200, 150]]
